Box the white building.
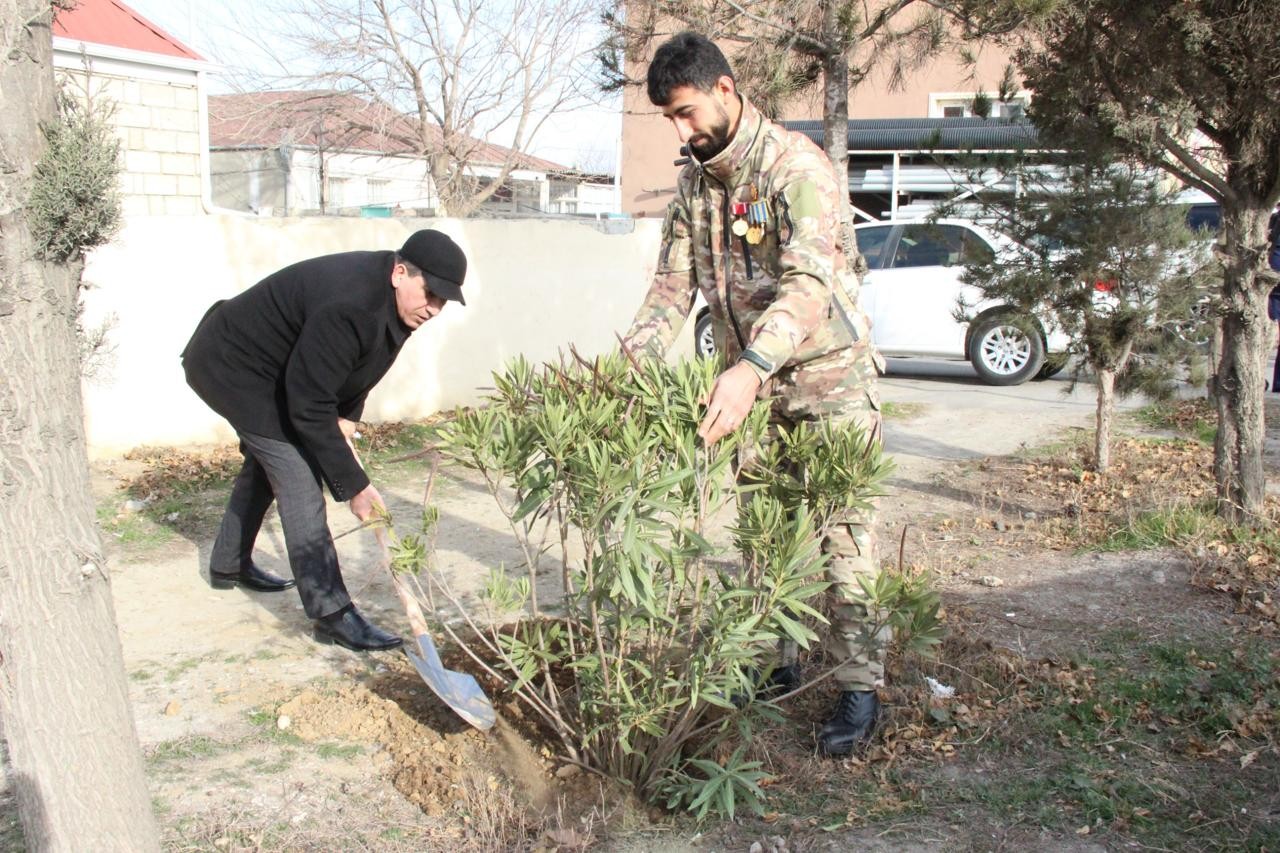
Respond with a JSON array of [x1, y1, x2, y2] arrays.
[[52, 0, 215, 216], [209, 91, 615, 218]]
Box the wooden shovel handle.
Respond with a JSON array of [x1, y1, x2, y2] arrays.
[[374, 526, 431, 638]]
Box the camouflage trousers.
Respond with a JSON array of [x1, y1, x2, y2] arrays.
[[745, 348, 886, 692]]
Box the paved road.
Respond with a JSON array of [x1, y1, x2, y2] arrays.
[[877, 357, 1140, 477]]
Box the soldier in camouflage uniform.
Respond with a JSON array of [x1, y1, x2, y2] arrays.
[[623, 32, 887, 757]]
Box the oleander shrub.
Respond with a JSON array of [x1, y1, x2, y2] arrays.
[[391, 353, 940, 819]]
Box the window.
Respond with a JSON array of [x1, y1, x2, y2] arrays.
[[326, 176, 349, 209], [854, 226, 893, 269], [889, 225, 967, 268], [998, 101, 1026, 120], [514, 180, 542, 213], [368, 179, 391, 205], [931, 92, 1031, 119]]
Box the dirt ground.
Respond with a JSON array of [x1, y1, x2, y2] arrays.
[[3, 374, 1278, 851]]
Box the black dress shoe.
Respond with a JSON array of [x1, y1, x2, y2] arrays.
[[313, 606, 403, 652], [817, 690, 881, 757], [211, 563, 296, 592]]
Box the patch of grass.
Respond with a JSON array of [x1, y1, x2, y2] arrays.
[[247, 708, 304, 746], [1054, 638, 1277, 745], [256, 749, 296, 775], [1094, 502, 1218, 551], [316, 742, 364, 760], [1095, 501, 1280, 562], [938, 635, 1279, 849], [1011, 428, 1091, 462], [165, 656, 206, 682], [880, 401, 926, 421], [96, 499, 177, 548], [1132, 398, 1216, 444], [147, 735, 226, 765]]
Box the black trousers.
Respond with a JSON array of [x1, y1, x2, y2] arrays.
[[209, 431, 352, 619]]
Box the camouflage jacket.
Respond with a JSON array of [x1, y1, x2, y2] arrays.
[[625, 97, 882, 412]]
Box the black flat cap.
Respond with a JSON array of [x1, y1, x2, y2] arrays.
[[399, 229, 467, 305]]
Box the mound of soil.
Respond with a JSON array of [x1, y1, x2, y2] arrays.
[[271, 656, 610, 846]]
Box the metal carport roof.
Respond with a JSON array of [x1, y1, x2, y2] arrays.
[[783, 117, 1040, 151]]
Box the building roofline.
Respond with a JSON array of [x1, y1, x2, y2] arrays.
[[784, 117, 1040, 152], [53, 35, 215, 74]]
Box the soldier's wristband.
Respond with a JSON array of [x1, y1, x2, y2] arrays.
[[738, 348, 774, 382]]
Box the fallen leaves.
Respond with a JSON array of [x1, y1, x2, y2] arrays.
[[121, 444, 241, 501]]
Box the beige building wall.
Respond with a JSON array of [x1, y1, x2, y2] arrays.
[[620, 37, 1014, 217], [54, 42, 207, 217], [79, 216, 676, 455]]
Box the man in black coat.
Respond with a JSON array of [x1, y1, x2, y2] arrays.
[[182, 229, 466, 651]]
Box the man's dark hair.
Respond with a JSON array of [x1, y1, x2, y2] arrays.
[[395, 253, 423, 279], [647, 31, 734, 106]]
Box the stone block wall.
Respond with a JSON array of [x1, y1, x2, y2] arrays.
[[60, 70, 204, 216]]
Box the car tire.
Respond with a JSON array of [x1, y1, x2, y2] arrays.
[[967, 313, 1045, 386], [694, 310, 716, 359]]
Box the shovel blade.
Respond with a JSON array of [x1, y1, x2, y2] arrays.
[[406, 634, 496, 731]]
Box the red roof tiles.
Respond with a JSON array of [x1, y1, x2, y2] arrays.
[[54, 0, 203, 62], [209, 91, 566, 172]]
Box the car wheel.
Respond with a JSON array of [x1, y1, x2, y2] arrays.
[[967, 313, 1045, 386], [694, 310, 716, 359]]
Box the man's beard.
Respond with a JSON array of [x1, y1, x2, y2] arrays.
[[689, 106, 733, 161]]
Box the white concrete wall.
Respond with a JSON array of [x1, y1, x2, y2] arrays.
[[79, 216, 685, 455]]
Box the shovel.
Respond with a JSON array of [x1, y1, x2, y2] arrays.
[[344, 433, 494, 730], [373, 525, 497, 731]]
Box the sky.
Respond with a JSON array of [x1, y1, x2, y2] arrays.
[[124, 0, 623, 174]]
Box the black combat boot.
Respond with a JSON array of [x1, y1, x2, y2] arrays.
[[764, 663, 800, 693], [730, 663, 802, 708], [817, 690, 880, 757]]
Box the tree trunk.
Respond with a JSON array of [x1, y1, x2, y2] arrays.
[[1094, 366, 1115, 473], [1212, 198, 1271, 522], [1206, 315, 1223, 403], [0, 4, 161, 850], [820, 2, 856, 260]]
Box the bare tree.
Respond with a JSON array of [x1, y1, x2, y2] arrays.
[[0, 2, 160, 849], [235, 0, 601, 217], [602, 0, 1027, 238]]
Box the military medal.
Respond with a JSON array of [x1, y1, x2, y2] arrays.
[[732, 218, 749, 236], [745, 188, 768, 244], [731, 201, 749, 236]]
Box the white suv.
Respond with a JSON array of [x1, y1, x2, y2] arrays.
[[693, 218, 1069, 386]]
